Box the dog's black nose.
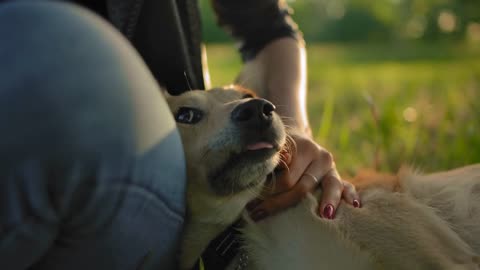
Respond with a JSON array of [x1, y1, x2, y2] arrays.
[[231, 98, 276, 127]]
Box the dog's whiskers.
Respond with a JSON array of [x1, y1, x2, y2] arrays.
[[245, 185, 262, 200], [284, 134, 297, 155], [278, 159, 290, 174], [245, 173, 265, 199], [263, 172, 277, 198], [279, 116, 295, 121], [229, 176, 237, 198], [183, 71, 193, 91]]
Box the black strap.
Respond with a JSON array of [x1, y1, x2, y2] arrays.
[[200, 220, 243, 270]]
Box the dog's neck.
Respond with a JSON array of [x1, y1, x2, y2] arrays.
[[180, 180, 260, 269], [180, 220, 228, 269]]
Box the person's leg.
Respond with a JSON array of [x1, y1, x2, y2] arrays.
[[0, 2, 185, 270]]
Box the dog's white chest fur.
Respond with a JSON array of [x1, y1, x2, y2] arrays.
[[231, 195, 374, 270], [225, 166, 480, 270]]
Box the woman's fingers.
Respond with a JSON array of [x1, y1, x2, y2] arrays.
[[317, 169, 362, 218], [250, 153, 331, 221], [342, 180, 361, 207], [270, 139, 332, 194], [248, 132, 362, 222], [317, 171, 343, 219], [249, 170, 320, 221]]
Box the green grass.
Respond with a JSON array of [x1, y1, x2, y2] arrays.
[[204, 43, 480, 176]]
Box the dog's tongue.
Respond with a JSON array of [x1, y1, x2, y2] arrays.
[[247, 142, 274, 151]]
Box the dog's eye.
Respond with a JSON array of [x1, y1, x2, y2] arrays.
[[175, 107, 203, 124]]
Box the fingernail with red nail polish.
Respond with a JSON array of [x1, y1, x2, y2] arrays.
[[323, 204, 335, 219], [251, 210, 268, 222], [353, 199, 361, 208]]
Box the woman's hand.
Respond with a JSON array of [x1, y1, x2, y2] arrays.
[[238, 38, 360, 221], [248, 132, 361, 221]]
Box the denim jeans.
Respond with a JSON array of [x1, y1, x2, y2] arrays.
[[0, 1, 186, 269]]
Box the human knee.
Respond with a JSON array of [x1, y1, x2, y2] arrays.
[[0, 1, 174, 161]]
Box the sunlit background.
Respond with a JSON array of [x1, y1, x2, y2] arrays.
[[200, 0, 480, 176]]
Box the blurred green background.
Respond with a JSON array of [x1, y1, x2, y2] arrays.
[[199, 0, 480, 176]]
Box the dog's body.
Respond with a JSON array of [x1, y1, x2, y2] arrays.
[[167, 86, 480, 270], [231, 165, 480, 270]]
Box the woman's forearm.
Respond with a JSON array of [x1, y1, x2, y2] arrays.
[[237, 37, 311, 135]]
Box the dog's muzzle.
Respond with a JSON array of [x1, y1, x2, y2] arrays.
[[207, 98, 282, 196]]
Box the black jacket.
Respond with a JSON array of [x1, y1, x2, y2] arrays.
[[75, 0, 301, 95]]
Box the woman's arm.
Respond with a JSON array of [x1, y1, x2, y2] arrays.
[[237, 37, 310, 134], [238, 36, 360, 219], [211, 0, 360, 219]]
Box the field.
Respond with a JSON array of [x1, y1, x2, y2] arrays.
[[204, 43, 480, 176]]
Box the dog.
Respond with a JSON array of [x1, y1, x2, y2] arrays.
[[166, 85, 480, 270]]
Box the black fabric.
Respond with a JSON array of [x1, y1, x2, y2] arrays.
[[75, 0, 204, 94], [212, 0, 302, 61], [130, 0, 204, 94], [74, 0, 302, 95], [74, 0, 108, 17]]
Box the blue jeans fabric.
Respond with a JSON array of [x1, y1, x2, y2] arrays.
[[0, 1, 186, 269]]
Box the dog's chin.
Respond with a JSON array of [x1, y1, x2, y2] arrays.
[[207, 147, 281, 197]]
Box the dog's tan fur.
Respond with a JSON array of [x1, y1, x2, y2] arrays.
[[167, 87, 286, 269], [167, 86, 480, 270]]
